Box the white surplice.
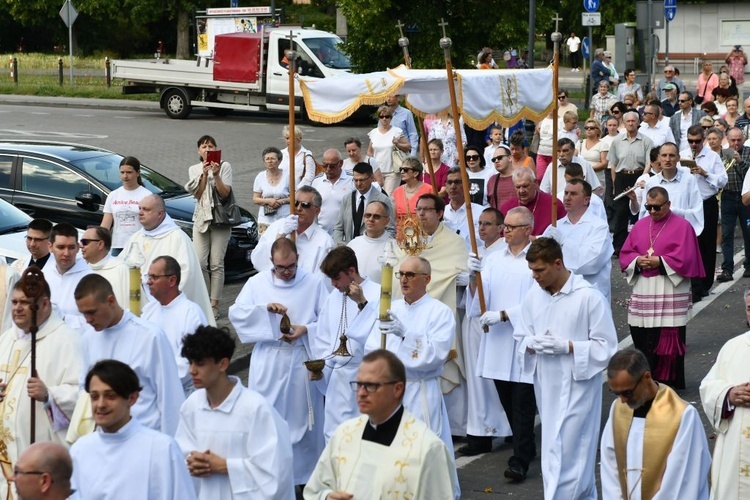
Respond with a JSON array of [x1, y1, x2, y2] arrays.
[[175, 376, 295, 500], [544, 209, 614, 302], [303, 410, 456, 500], [0, 313, 80, 499], [228, 268, 328, 485], [600, 401, 710, 500], [80, 310, 185, 436], [310, 278, 381, 443], [119, 217, 215, 326], [699, 331, 750, 499], [143, 293, 208, 380], [42, 256, 92, 330], [71, 418, 196, 500], [346, 233, 396, 284], [514, 273, 617, 500], [87, 254, 131, 310]]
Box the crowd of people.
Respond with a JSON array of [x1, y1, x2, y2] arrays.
[[2, 54, 750, 499]]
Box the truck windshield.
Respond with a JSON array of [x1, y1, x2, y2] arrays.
[[304, 38, 351, 70]]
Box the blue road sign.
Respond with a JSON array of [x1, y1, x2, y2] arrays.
[[665, 0, 677, 22], [230, 0, 238, 7], [584, 0, 599, 13], [582, 37, 590, 59]]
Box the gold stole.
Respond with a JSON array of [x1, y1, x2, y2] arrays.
[[613, 384, 687, 500]]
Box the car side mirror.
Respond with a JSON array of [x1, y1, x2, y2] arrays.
[[75, 191, 102, 209]]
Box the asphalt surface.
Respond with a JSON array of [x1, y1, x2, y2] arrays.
[[2, 92, 748, 498]]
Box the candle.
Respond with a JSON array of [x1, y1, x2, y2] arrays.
[[129, 267, 141, 316], [379, 263, 393, 322]]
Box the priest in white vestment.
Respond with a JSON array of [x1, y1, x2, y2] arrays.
[[71, 360, 196, 500], [346, 200, 396, 284], [700, 295, 750, 500], [9, 218, 52, 276], [119, 194, 215, 326], [250, 186, 334, 276], [228, 238, 328, 486], [543, 178, 613, 302], [80, 226, 130, 308], [313, 246, 381, 442], [514, 237, 617, 499], [0, 280, 80, 500], [304, 350, 456, 500], [602, 349, 710, 500], [43, 223, 93, 330], [175, 326, 294, 500], [75, 274, 185, 436]]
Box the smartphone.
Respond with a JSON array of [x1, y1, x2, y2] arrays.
[[206, 150, 222, 164]]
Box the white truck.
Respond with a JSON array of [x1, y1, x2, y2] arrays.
[[112, 21, 350, 119]]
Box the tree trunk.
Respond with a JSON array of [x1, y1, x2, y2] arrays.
[[176, 9, 190, 59]]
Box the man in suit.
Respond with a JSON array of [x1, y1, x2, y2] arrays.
[[333, 162, 395, 244], [669, 91, 706, 152]]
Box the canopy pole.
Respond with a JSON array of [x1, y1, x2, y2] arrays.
[[438, 19, 487, 330], [287, 31, 297, 241], [550, 15, 563, 227]]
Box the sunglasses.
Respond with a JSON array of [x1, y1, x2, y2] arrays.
[[558, 95, 566, 100], [644, 203, 665, 212], [399, 167, 417, 173], [611, 110, 621, 114], [491, 155, 509, 162], [379, 115, 392, 119], [678, 99, 690, 103], [584, 126, 597, 130], [80, 238, 102, 246], [295, 201, 314, 209], [610, 372, 645, 398], [364, 213, 383, 220], [465, 154, 480, 161], [687, 138, 703, 144]]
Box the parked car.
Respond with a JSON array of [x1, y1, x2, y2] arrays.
[[0, 196, 32, 265], [0, 141, 258, 279]]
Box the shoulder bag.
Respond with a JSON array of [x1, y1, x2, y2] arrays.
[[211, 187, 243, 226]]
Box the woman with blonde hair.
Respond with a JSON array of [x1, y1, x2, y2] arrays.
[[578, 119, 608, 173], [390, 156, 432, 238], [367, 104, 411, 195]]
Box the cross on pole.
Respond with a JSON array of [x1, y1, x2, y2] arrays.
[[438, 18, 449, 38], [396, 20, 405, 38], [552, 13, 563, 34]]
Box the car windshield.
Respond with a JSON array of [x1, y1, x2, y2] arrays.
[[0, 198, 31, 234], [304, 37, 351, 70], [69, 154, 187, 198]]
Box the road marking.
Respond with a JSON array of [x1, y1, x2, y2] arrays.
[[112, 116, 133, 119], [617, 248, 745, 349], [29, 112, 49, 115], [73, 114, 94, 117]]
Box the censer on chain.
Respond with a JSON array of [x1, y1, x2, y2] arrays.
[[303, 293, 353, 376]]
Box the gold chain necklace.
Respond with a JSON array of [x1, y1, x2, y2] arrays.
[[648, 213, 672, 256]]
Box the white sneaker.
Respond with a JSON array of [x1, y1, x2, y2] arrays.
[[571, 68, 576, 72]]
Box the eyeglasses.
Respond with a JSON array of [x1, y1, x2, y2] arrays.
[[644, 203, 665, 212], [445, 180, 462, 185], [399, 167, 417, 173], [349, 381, 399, 393], [80, 239, 102, 246], [322, 162, 340, 169], [294, 201, 314, 209], [25, 235, 48, 243], [610, 372, 645, 398], [491, 155, 509, 162], [395, 271, 429, 280], [687, 138, 703, 144], [13, 468, 46, 477], [504, 223, 530, 231], [364, 212, 383, 220], [415, 206, 436, 213], [273, 263, 298, 274], [145, 274, 174, 281], [678, 99, 690, 103], [465, 154, 480, 161], [379, 115, 392, 119]]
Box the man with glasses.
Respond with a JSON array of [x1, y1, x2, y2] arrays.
[[639, 103, 675, 147], [11, 218, 53, 275], [75, 274, 185, 435], [120, 194, 214, 326], [501, 167, 566, 236], [443, 167, 485, 249], [80, 226, 129, 308], [251, 185, 334, 276], [465, 206, 535, 478], [305, 349, 456, 499], [590, 80, 617, 123], [539, 138, 601, 197], [229, 237, 328, 489], [656, 65, 685, 101], [601, 349, 710, 499], [621, 186, 703, 390], [487, 145, 516, 209], [660, 83, 680, 118], [311, 149, 353, 235], [669, 91, 706, 151], [0, 277, 80, 500], [347, 200, 395, 284], [680, 126, 727, 301], [12, 442, 74, 500], [143, 256, 208, 396], [333, 162, 394, 244]]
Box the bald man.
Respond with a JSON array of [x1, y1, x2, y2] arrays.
[[12, 442, 73, 499]]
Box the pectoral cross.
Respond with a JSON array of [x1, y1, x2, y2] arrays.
[[438, 18, 449, 38], [395, 20, 405, 38], [647, 247, 654, 257]]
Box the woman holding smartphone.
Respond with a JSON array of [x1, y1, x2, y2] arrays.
[[185, 135, 233, 320], [101, 156, 151, 256]]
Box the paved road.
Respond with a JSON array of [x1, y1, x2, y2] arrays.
[[1, 96, 747, 497]]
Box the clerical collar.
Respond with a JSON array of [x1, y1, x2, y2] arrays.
[[29, 253, 50, 269], [362, 405, 404, 446], [633, 388, 658, 418]]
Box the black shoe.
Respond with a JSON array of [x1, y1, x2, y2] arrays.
[[504, 462, 527, 482], [744, 267, 750, 278], [457, 444, 492, 456], [692, 291, 703, 303], [504, 435, 514, 444], [716, 271, 733, 283]]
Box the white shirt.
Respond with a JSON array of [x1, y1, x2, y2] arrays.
[[443, 202, 484, 250], [251, 220, 334, 276], [639, 120, 676, 147], [311, 172, 354, 234], [346, 233, 396, 284], [280, 145, 316, 187], [640, 167, 705, 235], [539, 158, 602, 194], [342, 155, 379, 176], [678, 110, 694, 151], [104, 185, 152, 248], [42, 256, 93, 331], [679, 146, 727, 199]]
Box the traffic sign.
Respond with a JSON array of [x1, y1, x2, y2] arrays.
[[582, 12, 601, 27], [584, 0, 599, 13], [581, 37, 590, 59], [664, 0, 677, 22], [59, 0, 78, 28]]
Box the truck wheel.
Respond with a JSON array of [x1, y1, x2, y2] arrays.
[[163, 89, 191, 119]]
